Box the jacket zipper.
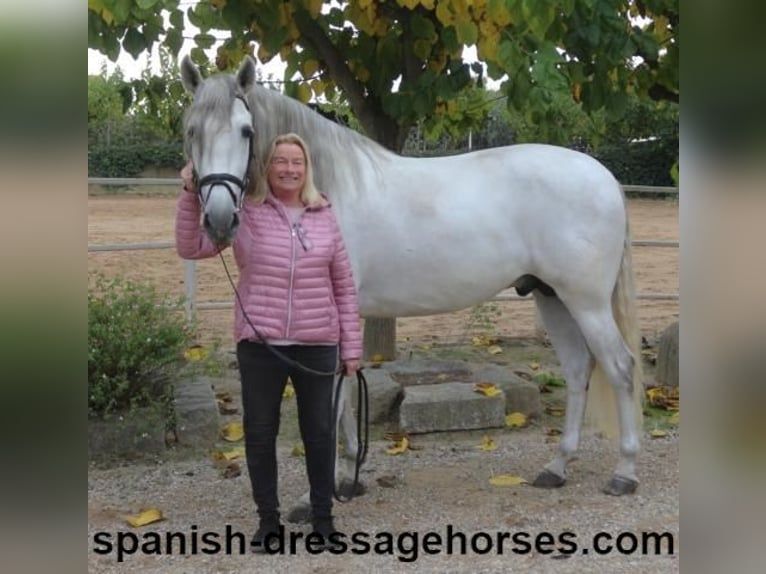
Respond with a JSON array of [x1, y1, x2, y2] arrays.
[[285, 222, 298, 338]]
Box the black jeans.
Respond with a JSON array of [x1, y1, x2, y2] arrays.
[[236, 340, 338, 521]]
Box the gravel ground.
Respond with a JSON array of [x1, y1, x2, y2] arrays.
[[88, 423, 678, 573]]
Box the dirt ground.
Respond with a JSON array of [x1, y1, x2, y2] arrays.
[[88, 195, 679, 347]]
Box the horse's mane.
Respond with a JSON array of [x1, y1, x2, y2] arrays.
[[246, 83, 391, 198]]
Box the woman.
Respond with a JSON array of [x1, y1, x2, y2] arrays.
[[175, 133, 363, 552]]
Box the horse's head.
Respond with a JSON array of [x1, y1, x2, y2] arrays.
[[180, 55, 257, 245]]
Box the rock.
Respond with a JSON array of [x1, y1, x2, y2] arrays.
[[88, 406, 166, 459], [349, 368, 402, 424], [400, 382, 506, 433], [656, 321, 679, 387], [173, 377, 221, 447], [469, 364, 542, 417]]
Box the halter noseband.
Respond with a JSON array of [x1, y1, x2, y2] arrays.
[[193, 95, 254, 214]]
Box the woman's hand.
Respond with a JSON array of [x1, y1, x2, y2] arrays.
[[181, 161, 196, 193], [342, 360, 361, 376]]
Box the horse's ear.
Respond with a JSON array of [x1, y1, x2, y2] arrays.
[[236, 56, 256, 93], [180, 55, 202, 94]]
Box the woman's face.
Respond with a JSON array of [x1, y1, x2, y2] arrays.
[[268, 142, 306, 197]]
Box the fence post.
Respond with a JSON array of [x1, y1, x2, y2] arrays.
[[184, 259, 197, 324]]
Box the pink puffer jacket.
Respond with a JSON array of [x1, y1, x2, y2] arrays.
[[175, 191, 363, 361]]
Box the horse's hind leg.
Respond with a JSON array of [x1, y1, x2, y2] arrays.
[[531, 293, 595, 488], [569, 307, 640, 495]]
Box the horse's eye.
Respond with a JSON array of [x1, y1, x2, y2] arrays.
[[241, 126, 253, 139]]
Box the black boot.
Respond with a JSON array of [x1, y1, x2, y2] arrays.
[[251, 513, 282, 554], [311, 515, 343, 551]]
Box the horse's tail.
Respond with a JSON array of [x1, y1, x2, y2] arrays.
[[585, 217, 644, 439]]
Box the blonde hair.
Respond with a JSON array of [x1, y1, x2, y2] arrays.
[[251, 133, 325, 206]]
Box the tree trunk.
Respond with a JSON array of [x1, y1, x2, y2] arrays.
[[363, 318, 397, 361]]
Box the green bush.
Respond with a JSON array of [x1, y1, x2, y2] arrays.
[[88, 274, 192, 419], [87, 142, 185, 178]]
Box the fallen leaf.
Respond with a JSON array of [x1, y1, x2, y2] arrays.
[[546, 428, 562, 436], [669, 412, 679, 425], [125, 508, 163, 528], [222, 461, 241, 478], [528, 362, 540, 371], [291, 444, 305, 457], [545, 405, 565, 417], [218, 403, 238, 415], [474, 382, 502, 397], [477, 435, 497, 451], [471, 335, 491, 347], [371, 353, 386, 363], [649, 429, 668, 438], [436, 373, 448, 381], [183, 346, 209, 362], [505, 412, 528, 428], [211, 447, 245, 461], [283, 382, 295, 399], [385, 436, 409, 455], [489, 475, 528, 487], [221, 422, 244, 442], [487, 345, 503, 355]]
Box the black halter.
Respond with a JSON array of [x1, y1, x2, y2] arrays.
[[193, 95, 254, 213]]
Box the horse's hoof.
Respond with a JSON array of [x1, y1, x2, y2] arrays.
[[285, 505, 312, 524], [532, 469, 566, 488], [603, 475, 638, 496], [337, 480, 367, 498]]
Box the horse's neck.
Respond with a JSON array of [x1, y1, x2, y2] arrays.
[[248, 85, 393, 201]]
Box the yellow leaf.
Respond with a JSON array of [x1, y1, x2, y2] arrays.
[[385, 436, 409, 455], [371, 353, 386, 363], [283, 382, 295, 399], [489, 475, 527, 487], [291, 444, 305, 457], [477, 435, 497, 451], [528, 362, 540, 371], [221, 422, 244, 442], [650, 429, 668, 438], [125, 508, 163, 528], [488, 345, 503, 355], [436, 373, 448, 381], [296, 83, 312, 103], [183, 345, 209, 362], [545, 405, 565, 417], [669, 412, 679, 425], [211, 447, 245, 461], [474, 382, 502, 397], [505, 412, 527, 428], [472, 335, 491, 346]]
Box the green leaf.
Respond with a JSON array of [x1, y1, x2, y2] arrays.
[[455, 20, 478, 45], [164, 27, 183, 56], [135, 0, 159, 9], [194, 33, 217, 49], [440, 26, 459, 54], [410, 13, 436, 40], [169, 8, 184, 29], [122, 28, 147, 59]]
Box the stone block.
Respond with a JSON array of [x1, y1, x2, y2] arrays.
[[470, 364, 542, 417], [88, 407, 166, 459], [173, 377, 221, 447], [349, 369, 402, 424], [400, 382, 506, 433]]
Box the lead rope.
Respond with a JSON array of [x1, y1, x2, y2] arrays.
[[217, 250, 369, 500]]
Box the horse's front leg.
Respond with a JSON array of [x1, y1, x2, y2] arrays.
[[285, 379, 362, 523], [335, 381, 366, 499]]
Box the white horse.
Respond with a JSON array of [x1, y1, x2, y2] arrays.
[[180, 56, 644, 516]]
